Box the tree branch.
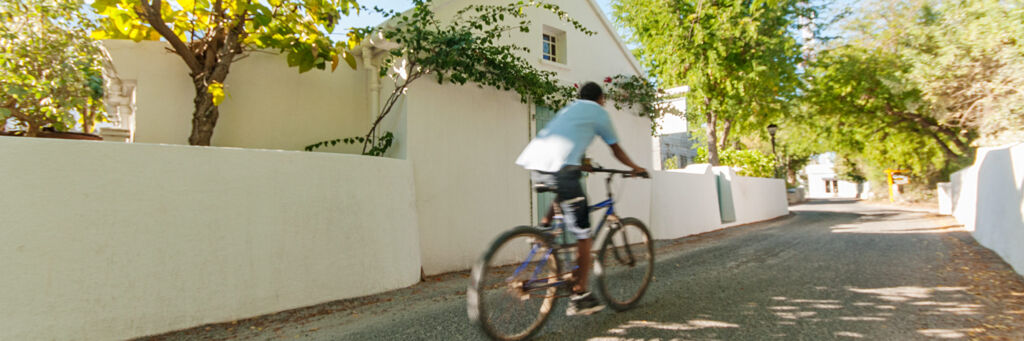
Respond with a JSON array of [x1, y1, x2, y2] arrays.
[[138, 0, 201, 73], [883, 104, 969, 153]]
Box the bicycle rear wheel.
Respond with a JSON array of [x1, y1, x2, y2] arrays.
[[595, 217, 654, 311], [468, 226, 562, 340]]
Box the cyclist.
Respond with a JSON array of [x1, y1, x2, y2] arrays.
[[515, 81, 647, 316]]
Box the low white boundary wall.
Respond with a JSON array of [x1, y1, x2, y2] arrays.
[[649, 165, 789, 240], [720, 168, 790, 227], [650, 167, 722, 239], [948, 143, 1024, 275], [0, 137, 791, 340], [0, 137, 422, 340]]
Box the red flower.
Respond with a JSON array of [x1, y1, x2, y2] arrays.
[[604, 77, 613, 83], [573, 83, 579, 88]]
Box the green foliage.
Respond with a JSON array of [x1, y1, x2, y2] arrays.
[[377, 0, 593, 109], [749, 117, 822, 183], [304, 131, 393, 156], [207, 82, 225, 106], [92, 0, 362, 74], [663, 157, 680, 170], [1, 0, 108, 136], [91, 0, 363, 145], [797, 0, 1021, 183], [833, 155, 866, 183], [614, 0, 809, 164], [696, 147, 777, 178], [896, 0, 1024, 146], [602, 74, 664, 133]]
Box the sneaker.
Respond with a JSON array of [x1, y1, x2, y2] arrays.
[[566, 292, 605, 316]]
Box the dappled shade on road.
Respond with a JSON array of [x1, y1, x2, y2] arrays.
[[563, 200, 1024, 340]]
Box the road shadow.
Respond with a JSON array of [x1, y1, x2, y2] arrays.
[[797, 199, 862, 205]]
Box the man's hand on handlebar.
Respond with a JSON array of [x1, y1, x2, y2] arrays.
[[581, 157, 594, 172], [631, 167, 650, 178]]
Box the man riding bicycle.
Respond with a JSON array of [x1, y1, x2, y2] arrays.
[[515, 81, 647, 316]]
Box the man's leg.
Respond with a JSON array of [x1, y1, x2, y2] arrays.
[[540, 202, 556, 227], [573, 238, 592, 293], [553, 168, 591, 293]]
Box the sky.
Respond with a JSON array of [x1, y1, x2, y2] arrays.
[[335, 0, 616, 35], [335, 0, 850, 46]]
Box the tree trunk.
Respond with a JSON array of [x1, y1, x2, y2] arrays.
[[704, 97, 720, 166], [189, 82, 220, 146], [83, 105, 94, 134], [720, 118, 732, 152], [24, 120, 40, 137]]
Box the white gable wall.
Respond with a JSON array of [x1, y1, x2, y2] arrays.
[[406, 0, 654, 275]]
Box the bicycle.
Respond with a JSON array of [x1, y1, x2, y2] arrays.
[[467, 168, 654, 340]]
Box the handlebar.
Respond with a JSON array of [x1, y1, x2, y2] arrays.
[[588, 167, 650, 179]]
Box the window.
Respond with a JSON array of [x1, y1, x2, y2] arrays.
[[541, 27, 566, 65], [542, 34, 558, 62]]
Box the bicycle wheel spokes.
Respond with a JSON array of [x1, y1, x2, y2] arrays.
[[469, 228, 560, 341], [596, 218, 654, 311]]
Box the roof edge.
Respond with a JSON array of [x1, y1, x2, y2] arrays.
[[584, 0, 647, 78]]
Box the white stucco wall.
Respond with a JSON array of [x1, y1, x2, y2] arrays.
[[937, 182, 953, 215], [0, 137, 421, 340], [949, 143, 1024, 275], [715, 167, 790, 227], [649, 168, 722, 240], [403, 81, 533, 275], [103, 40, 370, 152], [729, 175, 790, 226], [585, 104, 656, 226]]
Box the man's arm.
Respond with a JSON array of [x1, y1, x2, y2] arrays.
[[609, 143, 647, 175]]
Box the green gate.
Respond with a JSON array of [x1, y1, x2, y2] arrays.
[[535, 105, 557, 224], [717, 174, 736, 223]]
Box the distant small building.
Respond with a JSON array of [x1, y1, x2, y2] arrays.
[[803, 153, 867, 198], [653, 86, 700, 170]]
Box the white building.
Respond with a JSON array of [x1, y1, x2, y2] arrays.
[[99, 0, 659, 276], [652, 86, 699, 170], [803, 153, 867, 198]]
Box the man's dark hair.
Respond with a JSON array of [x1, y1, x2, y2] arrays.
[[578, 82, 603, 102]]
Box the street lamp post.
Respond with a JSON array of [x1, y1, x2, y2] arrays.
[[767, 124, 779, 178]]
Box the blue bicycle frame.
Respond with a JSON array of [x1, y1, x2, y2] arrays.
[[512, 169, 628, 291]]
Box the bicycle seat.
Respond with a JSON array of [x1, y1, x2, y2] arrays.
[[533, 184, 557, 193]]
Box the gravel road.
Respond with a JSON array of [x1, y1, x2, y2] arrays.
[[145, 199, 1024, 341]]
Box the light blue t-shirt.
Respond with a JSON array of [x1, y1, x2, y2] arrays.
[[515, 100, 619, 172]]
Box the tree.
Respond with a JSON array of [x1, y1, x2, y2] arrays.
[[695, 147, 776, 178], [801, 45, 970, 182], [613, 0, 807, 165], [898, 0, 1024, 146], [799, 0, 1022, 184], [91, 0, 364, 145], [833, 154, 866, 183], [1, 0, 108, 136]]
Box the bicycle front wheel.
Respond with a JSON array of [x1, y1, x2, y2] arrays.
[[595, 217, 654, 311], [468, 226, 562, 341]]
